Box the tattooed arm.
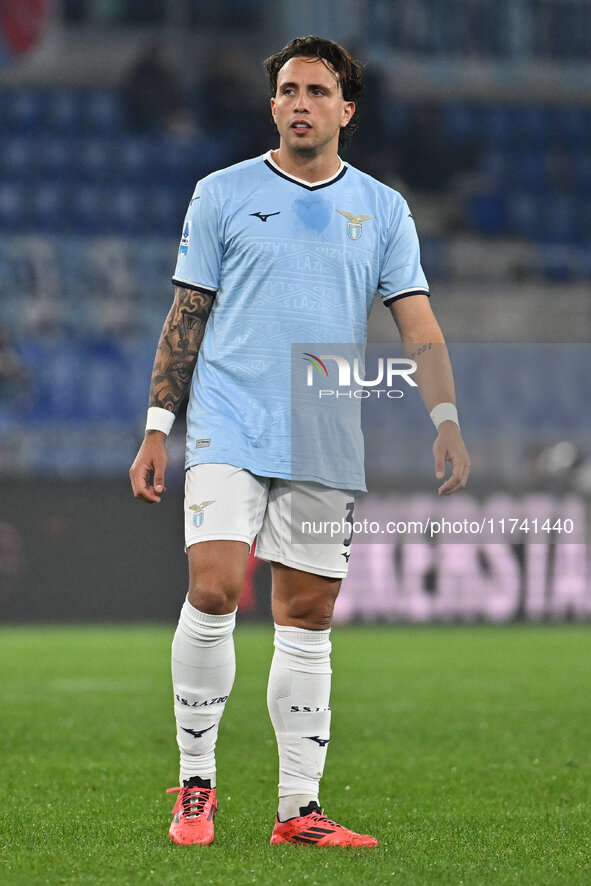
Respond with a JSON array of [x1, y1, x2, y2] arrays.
[[149, 286, 214, 412], [130, 286, 214, 503]]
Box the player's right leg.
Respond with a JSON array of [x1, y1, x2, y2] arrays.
[[168, 465, 268, 846], [259, 480, 378, 848]]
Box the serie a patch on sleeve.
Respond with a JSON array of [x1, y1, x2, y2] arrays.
[[179, 220, 191, 255]]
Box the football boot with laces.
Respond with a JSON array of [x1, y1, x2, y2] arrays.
[[167, 776, 217, 845], [270, 801, 378, 848]]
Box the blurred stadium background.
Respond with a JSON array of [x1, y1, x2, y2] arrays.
[[0, 0, 589, 624]]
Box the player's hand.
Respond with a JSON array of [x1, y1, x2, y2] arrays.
[[433, 422, 470, 495], [129, 431, 169, 503]]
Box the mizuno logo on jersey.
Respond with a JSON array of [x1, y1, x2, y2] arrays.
[[337, 209, 374, 240], [250, 210, 281, 222], [305, 735, 330, 747]]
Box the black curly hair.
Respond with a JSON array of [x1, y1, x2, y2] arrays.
[[264, 35, 363, 147]]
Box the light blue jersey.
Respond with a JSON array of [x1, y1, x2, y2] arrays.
[[173, 151, 429, 492]]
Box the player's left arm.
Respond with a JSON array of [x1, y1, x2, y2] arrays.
[[389, 294, 470, 495]]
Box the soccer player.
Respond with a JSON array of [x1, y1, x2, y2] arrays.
[[129, 35, 470, 848]]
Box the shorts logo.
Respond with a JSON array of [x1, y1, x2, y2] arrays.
[[179, 220, 191, 255], [190, 500, 215, 528], [336, 209, 374, 241]]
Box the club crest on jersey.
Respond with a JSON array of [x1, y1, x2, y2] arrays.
[[179, 220, 191, 255], [190, 500, 215, 528], [337, 209, 374, 240]]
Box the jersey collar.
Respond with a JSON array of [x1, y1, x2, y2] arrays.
[[263, 150, 348, 191]]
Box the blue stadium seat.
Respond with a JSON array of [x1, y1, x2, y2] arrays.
[[469, 192, 508, 235], [0, 136, 36, 181], [572, 152, 591, 195], [514, 107, 551, 149], [0, 90, 8, 122], [31, 182, 68, 232], [383, 99, 410, 138], [44, 89, 84, 135], [71, 184, 105, 234], [157, 133, 196, 183], [0, 253, 22, 326], [196, 135, 234, 179], [56, 238, 87, 304], [135, 237, 177, 299], [540, 349, 578, 428], [83, 344, 128, 420], [540, 193, 578, 244], [510, 150, 547, 190], [6, 89, 44, 133], [443, 103, 478, 140], [479, 148, 509, 184], [39, 137, 71, 178], [507, 192, 542, 239], [159, 182, 192, 233], [144, 184, 185, 234], [576, 199, 591, 245], [105, 186, 145, 234], [115, 136, 156, 181], [44, 344, 84, 420], [82, 89, 122, 134], [20, 337, 129, 422], [75, 137, 113, 181], [0, 183, 31, 231], [123, 338, 156, 415], [550, 106, 588, 148], [513, 192, 578, 247], [418, 234, 448, 282], [13, 336, 60, 420], [482, 105, 518, 148]]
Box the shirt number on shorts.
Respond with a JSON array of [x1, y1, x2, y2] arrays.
[[343, 501, 354, 547]]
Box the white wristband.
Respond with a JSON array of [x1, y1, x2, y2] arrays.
[[146, 406, 175, 436], [430, 402, 459, 430]]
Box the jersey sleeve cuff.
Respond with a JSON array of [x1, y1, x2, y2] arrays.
[[382, 288, 430, 307], [171, 277, 218, 295]]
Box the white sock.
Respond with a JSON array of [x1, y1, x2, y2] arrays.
[[267, 623, 332, 821], [171, 598, 236, 786]]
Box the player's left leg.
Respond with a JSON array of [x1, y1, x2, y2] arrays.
[[269, 564, 337, 817], [266, 566, 377, 847], [258, 481, 378, 848]]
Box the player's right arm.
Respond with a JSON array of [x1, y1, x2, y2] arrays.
[[129, 285, 214, 503]]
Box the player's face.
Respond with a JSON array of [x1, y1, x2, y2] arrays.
[[270, 56, 355, 157]]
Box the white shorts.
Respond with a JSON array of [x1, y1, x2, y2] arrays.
[[184, 464, 355, 578]]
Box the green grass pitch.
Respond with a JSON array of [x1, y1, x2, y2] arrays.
[[0, 623, 589, 885]]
